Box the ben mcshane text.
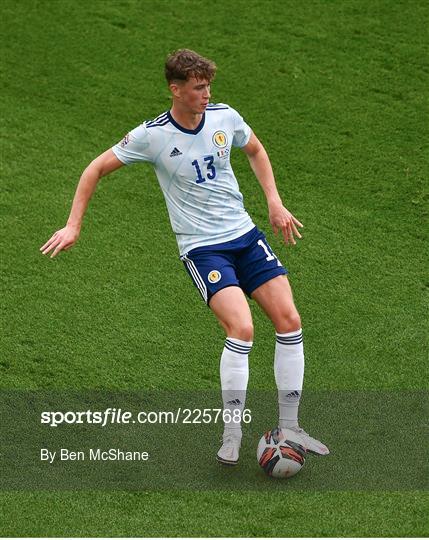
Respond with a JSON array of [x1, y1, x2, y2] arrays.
[[40, 448, 150, 463]]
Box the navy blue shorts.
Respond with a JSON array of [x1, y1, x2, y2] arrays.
[[180, 227, 288, 304]]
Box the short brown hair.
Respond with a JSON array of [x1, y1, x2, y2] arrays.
[[165, 49, 216, 84]]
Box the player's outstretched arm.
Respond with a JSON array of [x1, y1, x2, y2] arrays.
[[242, 133, 303, 246], [40, 149, 124, 258]]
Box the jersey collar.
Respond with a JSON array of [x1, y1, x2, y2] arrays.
[[167, 111, 205, 135]]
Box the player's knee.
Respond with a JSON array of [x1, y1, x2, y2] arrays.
[[275, 311, 301, 333], [239, 322, 254, 342], [226, 321, 254, 342]]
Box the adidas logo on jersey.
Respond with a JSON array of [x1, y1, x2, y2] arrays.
[[169, 147, 183, 157]]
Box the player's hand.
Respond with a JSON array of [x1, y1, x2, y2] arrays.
[[40, 224, 81, 258], [268, 202, 303, 246]]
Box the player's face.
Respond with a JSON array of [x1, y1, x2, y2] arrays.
[[172, 77, 211, 114]]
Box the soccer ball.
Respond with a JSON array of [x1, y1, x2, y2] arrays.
[[257, 427, 307, 478]]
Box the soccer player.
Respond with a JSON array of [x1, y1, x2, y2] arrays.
[[41, 49, 329, 465]]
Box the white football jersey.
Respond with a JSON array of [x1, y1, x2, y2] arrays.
[[112, 103, 255, 255]]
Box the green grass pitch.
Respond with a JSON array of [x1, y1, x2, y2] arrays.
[[1, 0, 427, 536]]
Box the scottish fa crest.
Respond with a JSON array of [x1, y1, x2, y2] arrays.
[[212, 130, 228, 148], [208, 270, 221, 283]]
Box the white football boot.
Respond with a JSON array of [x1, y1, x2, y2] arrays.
[[288, 426, 330, 455], [216, 431, 242, 466]]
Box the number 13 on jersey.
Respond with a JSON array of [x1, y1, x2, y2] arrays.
[[192, 156, 216, 184]]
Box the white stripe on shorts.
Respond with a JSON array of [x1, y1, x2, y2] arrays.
[[182, 255, 208, 302]]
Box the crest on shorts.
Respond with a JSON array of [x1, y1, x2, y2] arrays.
[[208, 270, 221, 283], [212, 130, 228, 148]]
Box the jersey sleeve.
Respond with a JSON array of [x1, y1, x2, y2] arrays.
[[230, 107, 252, 148], [111, 123, 153, 164]]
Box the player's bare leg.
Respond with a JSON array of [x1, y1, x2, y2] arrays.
[[209, 285, 254, 340], [252, 275, 329, 455], [209, 286, 253, 465]]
